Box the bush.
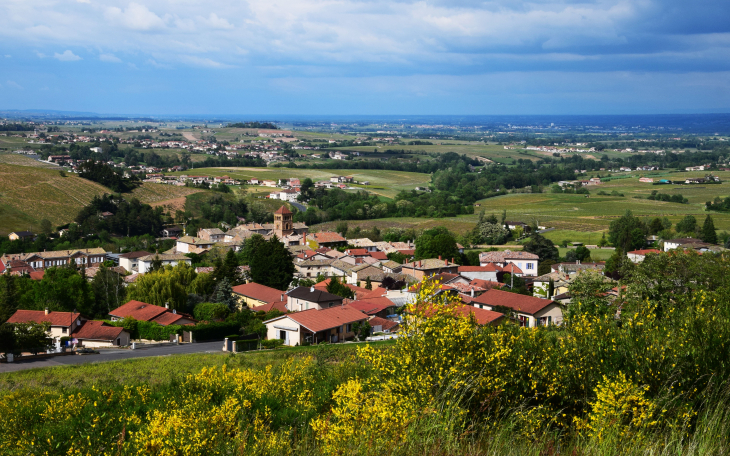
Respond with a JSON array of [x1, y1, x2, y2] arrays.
[[193, 302, 229, 322], [137, 321, 182, 341], [260, 339, 284, 349]]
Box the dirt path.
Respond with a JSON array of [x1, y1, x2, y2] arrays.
[[182, 132, 198, 142]]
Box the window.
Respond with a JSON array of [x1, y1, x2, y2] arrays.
[[347, 324, 352, 332], [518, 315, 529, 328], [526, 263, 534, 270], [61, 327, 67, 334], [279, 330, 286, 341]]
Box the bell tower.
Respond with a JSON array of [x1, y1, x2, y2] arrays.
[[274, 205, 293, 238]]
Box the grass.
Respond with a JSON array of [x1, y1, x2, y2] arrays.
[[0, 164, 110, 234], [0, 153, 56, 168], [328, 143, 544, 163], [124, 182, 205, 205]]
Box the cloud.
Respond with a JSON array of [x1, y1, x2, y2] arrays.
[[105, 3, 166, 31], [179, 55, 233, 68], [6, 80, 24, 90], [54, 50, 82, 61], [146, 58, 172, 69], [100, 53, 122, 63], [201, 13, 233, 30], [77, 0, 91, 3], [35, 51, 46, 59], [4, 55, 10, 58]]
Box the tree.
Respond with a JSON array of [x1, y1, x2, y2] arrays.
[[365, 277, 372, 290], [537, 259, 556, 276], [700, 215, 717, 244], [90, 265, 127, 318], [127, 263, 197, 311], [212, 278, 237, 312], [326, 276, 354, 299], [150, 255, 163, 273], [33, 267, 94, 315], [523, 234, 559, 263], [213, 249, 241, 285], [193, 302, 229, 322], [40, 219, 53, 236], [352, 321, 372, 341], [249, 235, 295, 291], [608, 210, 647, 252], [415, 227, 458, 260], [648, 217, 664, 235], [14, 322, 52, 354], [575, 246, 592, 262], [676, 215, 697, 235], [336, 221, 349, 237], [567, 270, 614, 321], [0, 274, 19, 323]]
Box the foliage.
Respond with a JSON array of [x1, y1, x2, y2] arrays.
[[415, 227, 459, 260], [127, 263, 198, 312], [260, 339, 285, 349], [608, 210, 647, 252], [3, 321, 52, 355], [90, 265, 127, 317], [212, 278, 237, 311], [193, 302, 230, 322], [326, 276, 354, 299], [700, 215, 717, 244], [248, 235, 296, 291], [78, 160, 140, 193], [523, 233, 559, 263], [352, 321, 372, 341], [75, 194, 166, 238], [675, 215, 698, 235], [188, 321, 243, 341], [566, 270, 615, 320], [472, 212, 509, 245], [647, 190, 687, 204]]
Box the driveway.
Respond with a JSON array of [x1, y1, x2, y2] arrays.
[[0, 341, 223, 373], [290, 201, 307, 212]]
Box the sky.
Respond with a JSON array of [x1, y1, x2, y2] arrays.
[[1, 0, 729, 116]]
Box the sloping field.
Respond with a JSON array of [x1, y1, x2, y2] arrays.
[[0, 154, 56, 168], [125, 182, 205, 205], [0, 164, 110, 234]]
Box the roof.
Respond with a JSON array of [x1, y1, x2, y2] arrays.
[[403, 258, 459, 270], [479, 250, 539, 262], [422, 304, 504, 325], [29, 271, 45, 281], [199, 228, 225, 235], [469, 279, 505, 290], [84, 266, 127, 279], [255, 300, 288, 313], [72, 320, 125, 341], [346, 249, 370, 256], [138, 254, 191, 262], [459, 264, 502, 273], [287, 286, 344, 303], [276, 305, 368, 333], [347, 297, 396, 315], [369, 251, 388, 261], [2, 247, 106, 262], [368, 316, 400, 331], [152, 312, 195, 326], [502, 263, 524, 274], [665, 238, 702, 245], [381, 260, 402, 269], [275, 205, 292, 215], [109, 300, 168, 321], [7, 310, 82, 327], [308, 231, 347, 244], [471, 289, 556, 315], [231, 282, 285, 303], [10, 231, 34, 237], [628, 249, 662, 255], [119, 251, 152, 259]]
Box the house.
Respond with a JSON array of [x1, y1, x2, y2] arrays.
[[504, 221, 530, 232], [478, 250, 539, 277], [401, 257, 459, 280], [118, 251, 152, 273], [345, 248, 371, 258], [175, 236, 215, 254], [347, 238, 378, 251], [264, 305, 368, 346], [381, 260, 403, 274], [109, 300, 196, 326], [458, 264, 502, 282], [0, 247, 107, 272], [232, 282, 286, 309], [663, 238, 706, 252], [160, 226, 183, 238], [7, 309, 85, 343], [307, 231, 348, 248], [137, 254, 192, 274], [197, 228, 226, 242], [368, 251, 388, 262], [422, 304, 506, 326], [347, 297, 397, 318], [70, 321, 131, 348], [627, 249, 662, 263], [286, 286, 344, 312], [313, 278, 376, 300], [368, 316, 400, 333], [471, 289, 563, 327], [8, 231, 35, 241]]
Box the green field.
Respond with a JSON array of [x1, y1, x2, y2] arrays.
[[327, 143, 544, 163], [175, 167, 431, 198], [0, 163, 110, 235]]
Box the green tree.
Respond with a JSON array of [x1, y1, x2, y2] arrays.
[[365, 277, 372, 290], [150, 255, 164, 273], [648, 217, 664, 235], [239, 234, 267, 265], [127, 263, 197, 310], [326, 276, 354, 299], [213, 249, 241, 285], [675, 215, 697, 235], [336, 221, 349, 238], [0, 274, 19, 323], [33, 267, 93, 315], [14, 321, 52, 354], [567, 270, 614, 321], [608, 210, 647, 252], [415, 227, 458, 260], [700, 215, 718, 244], [90, 265, 127, 318], [40, 219, 53, 236], [212, 278, 237, 311], [523, 234, 559, 263], [249, 235, 295, 291], [352, 320, 372, 341]]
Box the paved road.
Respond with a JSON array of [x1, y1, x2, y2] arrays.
[[290, 201, 307, 212], [0, 341, 223, 373]]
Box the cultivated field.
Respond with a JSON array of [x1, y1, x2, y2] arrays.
[[0, 164, 109, 234], [0, 153, 57, 168], [125, 182, 205, 205]]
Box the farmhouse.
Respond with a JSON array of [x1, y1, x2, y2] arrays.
[[286, 286, 344, 312], [264, 305, 368, 346], [232, 282, 285, 309], [478, 250, 539, 277], [471, 289, 563, 327], [401, 258, 459, 280], [0, 247, 107, 273]]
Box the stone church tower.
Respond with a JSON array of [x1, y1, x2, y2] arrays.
[[274, 205, 293, 238]]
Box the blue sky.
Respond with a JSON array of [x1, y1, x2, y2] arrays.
[[1, 0, 729, 115]]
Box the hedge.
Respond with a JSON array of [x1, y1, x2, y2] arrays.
[[188, 321, 241, 341]]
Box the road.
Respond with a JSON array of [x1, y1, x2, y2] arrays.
[[290, 201, 307, 212], [0, 341, 223, 373]]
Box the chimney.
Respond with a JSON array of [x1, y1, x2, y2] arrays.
[[353, 292, 357, 300], [451, 258, 454, 265], [310, 286, 314, 292], [438, 255, 442, 260], [165, 302, 169, 309], [470, 288, 475, 298], [44, 307, 49, 315], [281, 294, 284, 301]]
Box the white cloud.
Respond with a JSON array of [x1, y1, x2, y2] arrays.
[[6, 80, 24, 90], [179, 55, 233, 68], [201, 13, 233, 30], [77, 0, 91, 3], [100, 53, 122, 63], [54, 50, 82, 61], [35, 51, 46, 58], [105, 3, 166, 31], [4, 55, 10, 58]]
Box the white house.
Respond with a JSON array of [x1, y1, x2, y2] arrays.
[[264, 305, 368, 346], [138, 254, 192, 274], [478, 250, 539, 277]]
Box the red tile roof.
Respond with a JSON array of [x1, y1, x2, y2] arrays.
[[471, 289, 556, 315], [369, 251, 388, 261], [7, 310, 82, 327], [502, 263, 524, 274], [422, 303, 504, 325], [109, 301, 168, 321], [232, 282, 285, 303], [29, 271, 45, 281], [270, 305, 367, 333], [308, 231, 347, 244], [152, 312, 196, 326], [346, 249, 370, 256], [347, 297, 396, 315], [313, 279, 374, 297], [459, 264, 502, 272], [275, 205, 292, 215], [72, 320, 125, 341], [368, 316, 400, 332], [628, 249, 662, 255], [469, 279, 504, 290], [397, 249, 415, 256], [255, 300, 288, 313]]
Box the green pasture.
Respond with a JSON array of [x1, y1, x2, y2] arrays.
[[327, 143, 544, 163]]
